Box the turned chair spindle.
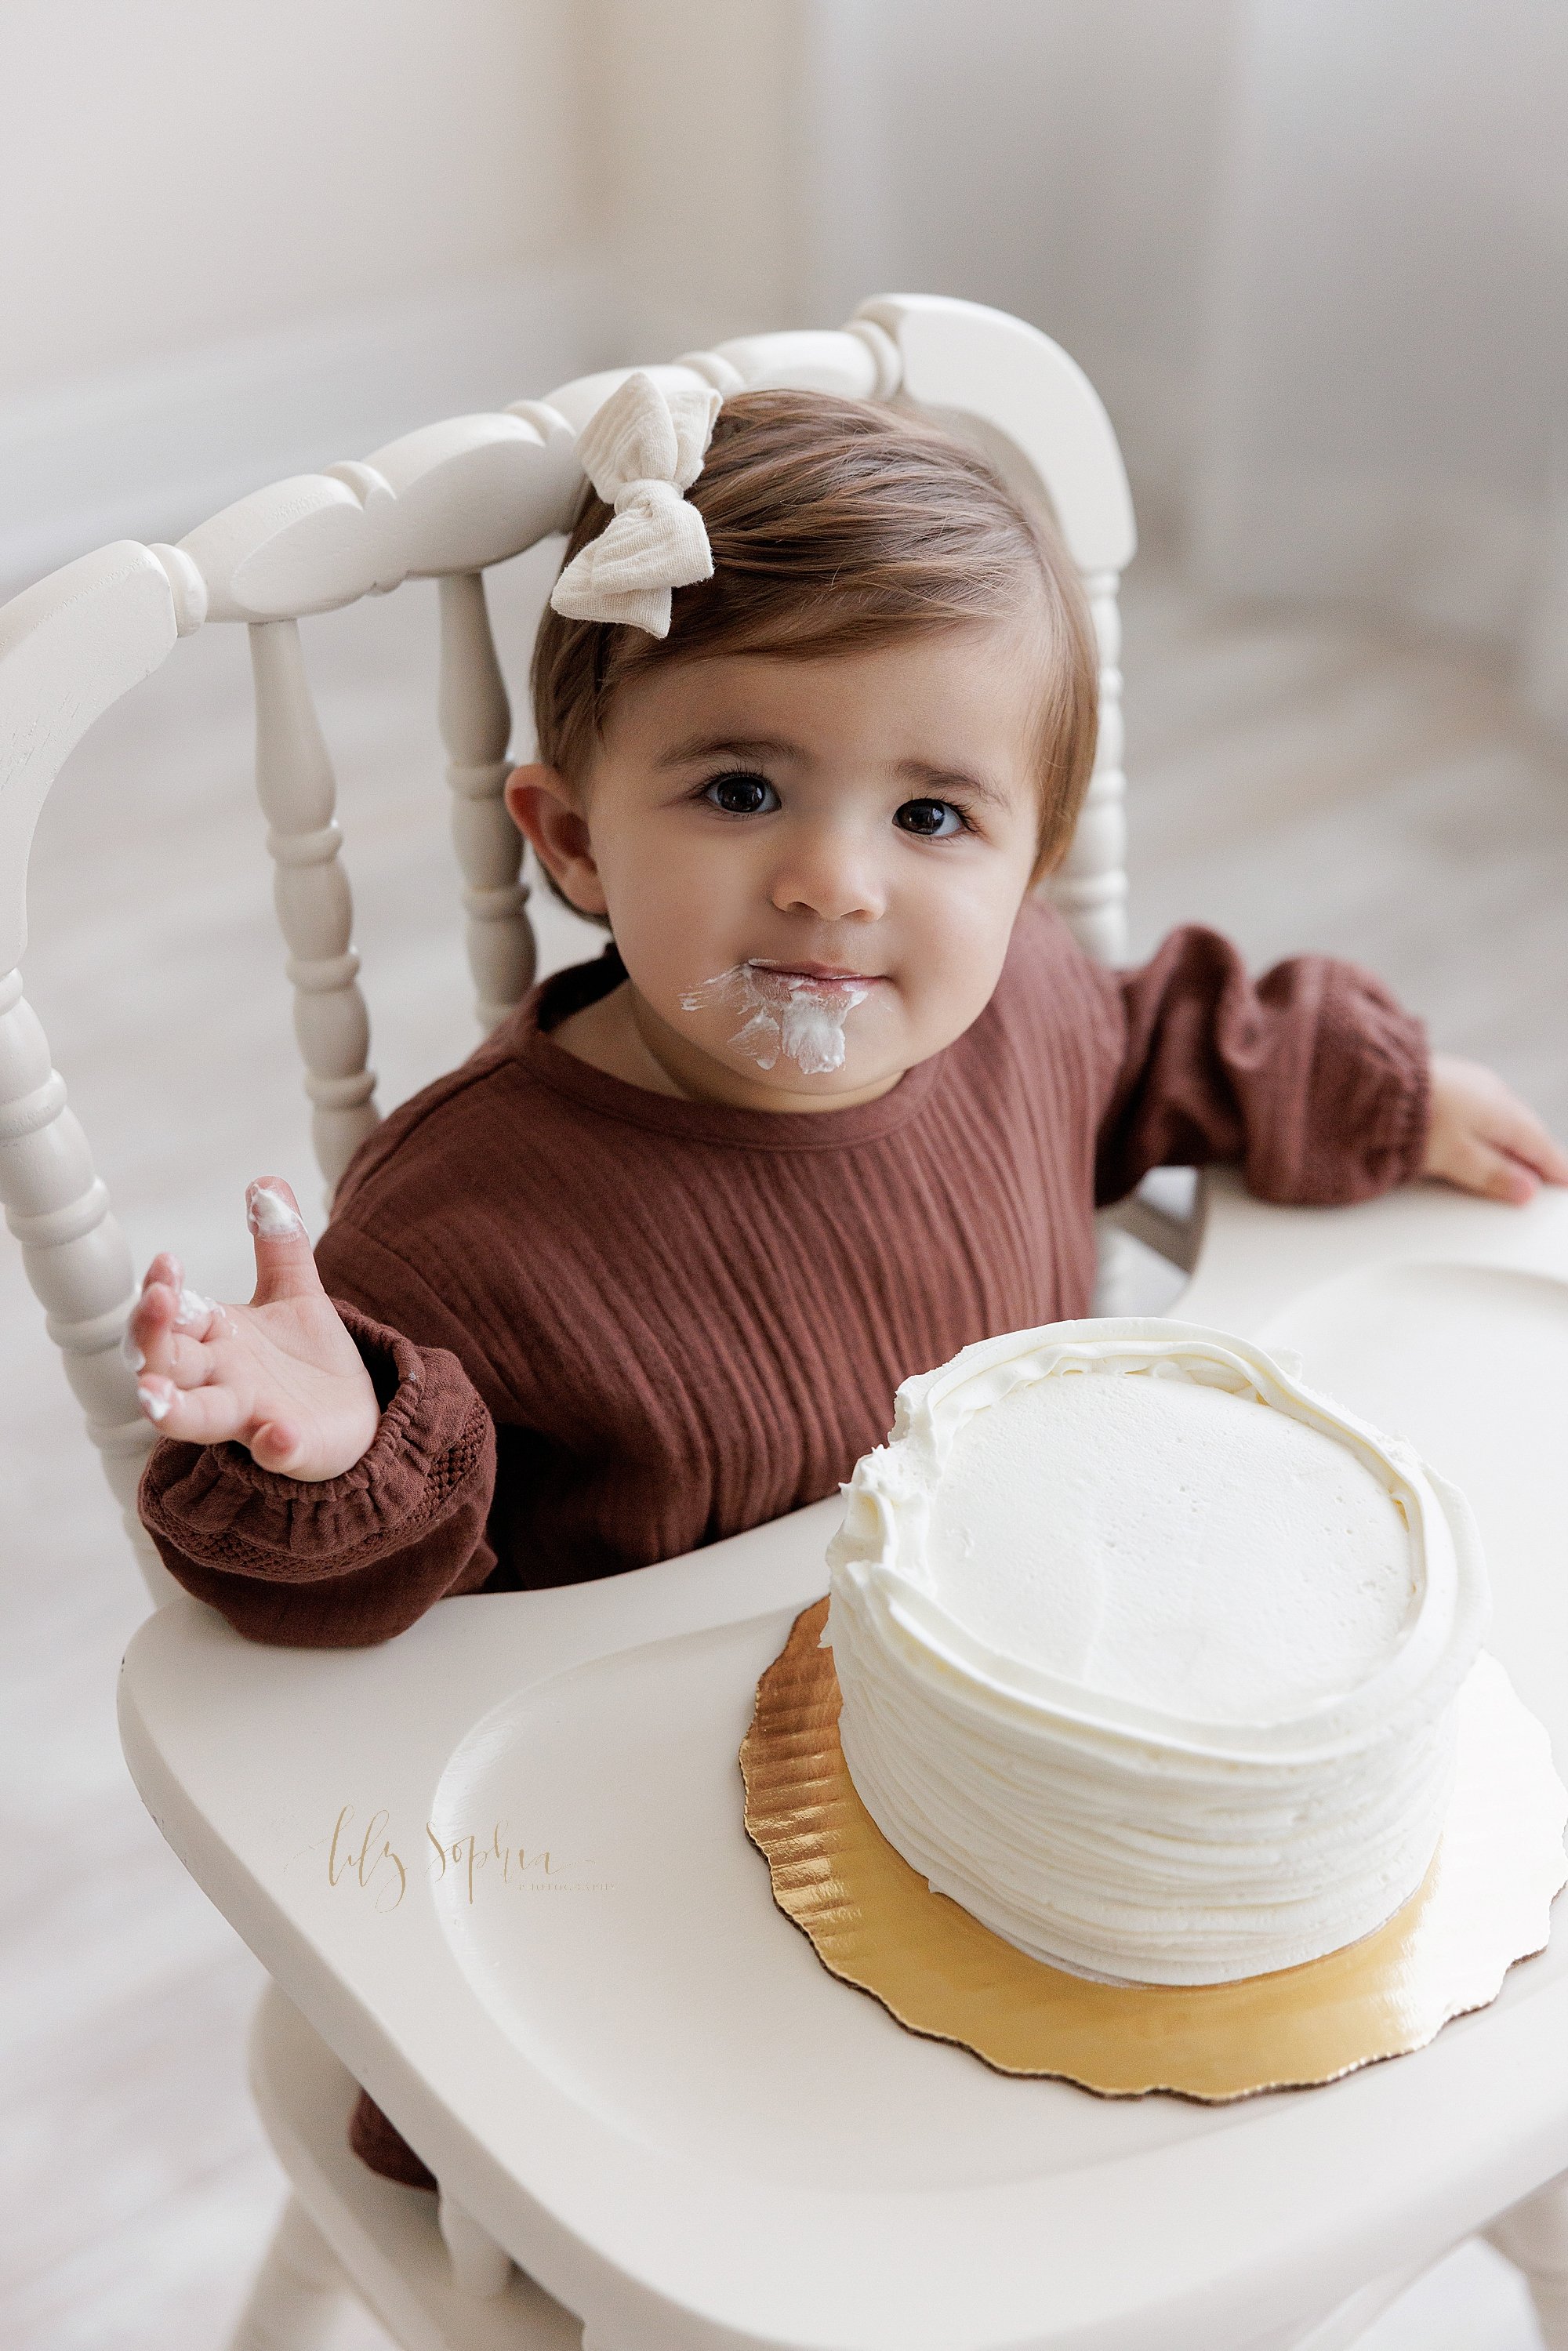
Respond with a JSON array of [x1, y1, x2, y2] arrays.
[[0, 967, 171, 1597], [437, 571, 535, 1032], [1047, 568, 1127, 965], [249, 619, 380, 1195]]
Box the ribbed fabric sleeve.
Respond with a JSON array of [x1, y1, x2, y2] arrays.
[[1095, 928, 1428, 1206], [139, 1306, 496, 1646], [138, 904, 1429, 1649]]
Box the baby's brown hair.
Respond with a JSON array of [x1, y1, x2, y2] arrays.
[[529, 388, 1098, 869]]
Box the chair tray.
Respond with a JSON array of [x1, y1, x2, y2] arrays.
[[119, 1182, 1568, 2351]]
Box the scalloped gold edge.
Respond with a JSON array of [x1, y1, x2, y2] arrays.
[[741, 1600, 1567, 2102]]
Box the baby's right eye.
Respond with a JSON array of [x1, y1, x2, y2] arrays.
[[703, 771, 780, 816]]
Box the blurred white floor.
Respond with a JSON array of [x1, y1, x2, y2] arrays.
[[2, 542, 1565, 2347], [1354, 2240, 1544, 2349]]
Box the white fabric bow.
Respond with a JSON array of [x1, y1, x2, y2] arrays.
[[550, 371, 723, 638]]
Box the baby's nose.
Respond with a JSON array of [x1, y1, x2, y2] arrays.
[[769, 829, 885, 923]]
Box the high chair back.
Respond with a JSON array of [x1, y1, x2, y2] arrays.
[[0, 295, 1136, 1603]]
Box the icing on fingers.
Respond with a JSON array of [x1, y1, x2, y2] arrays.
[[173, 1285, 237, 1340], [248, 1182, 306, 1239], [681, 963, 871, 1077]]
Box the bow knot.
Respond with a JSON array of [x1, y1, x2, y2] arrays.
[[550, 371, 722, 638]]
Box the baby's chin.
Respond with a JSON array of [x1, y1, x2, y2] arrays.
[[722, 1051, 904, 1096], [668, 1011, 915, 1111], [697, 1054, 912, 1112], [673, 963, 892, 1084]]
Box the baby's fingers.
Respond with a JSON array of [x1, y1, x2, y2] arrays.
[[1486, 1099, 1568, 1187], [245, 1177, 321, 1304], [140, 1250, 184, 1298], [125, 1278, 176, 1377], [126, 1254, 184, 1369], [247, 1418, 311, 1475], [135, 1374, 249, 1446], [1446, 1133, 1537, 1206], [125, 1278, 226, 1380]]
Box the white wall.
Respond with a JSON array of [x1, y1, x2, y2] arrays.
[[8, 0, 1560, 732], [800, 0, 1240, 510], [583, 0, 818, 354], [0, 0, 1239, 586], [579, 0, 1566, 731], [1196, 0, 1568, 705], [0, 0, 601, 587], [576, 0, 1238, 505], [1, 0, 583, 397]]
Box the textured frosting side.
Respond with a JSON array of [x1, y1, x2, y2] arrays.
[[825, 1317, 1490, 1986]]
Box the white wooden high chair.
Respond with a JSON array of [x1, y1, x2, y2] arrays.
[[5, 295, 1568, 2351]]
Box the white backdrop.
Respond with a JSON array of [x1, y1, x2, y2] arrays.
[[0, 0, 597, 591], [1197, 0, 1568, 736], [583, 0, 1567, 740], [4, 0, 1563, 738]]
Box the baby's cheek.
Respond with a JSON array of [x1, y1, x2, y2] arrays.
[[897, 945, 1005, 1060], [614, 866, 738, 1007], [938, 891, 1019, 990]]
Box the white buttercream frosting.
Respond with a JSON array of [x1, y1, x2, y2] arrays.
[[826, 1319, 1490, 1986], [681, 963, 870, 1076]]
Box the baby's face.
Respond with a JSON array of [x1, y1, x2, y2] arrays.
[[517, 619, 1048, 1108]]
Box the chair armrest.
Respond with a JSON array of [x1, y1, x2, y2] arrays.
[[1102, 1166, 1207, 1274]]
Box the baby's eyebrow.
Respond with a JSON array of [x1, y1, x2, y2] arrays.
[[896, 759, 1011, 810], [655, 732, 802, 769]]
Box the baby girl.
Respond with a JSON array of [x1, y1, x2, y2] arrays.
[[129, 376, 1563, 2178]]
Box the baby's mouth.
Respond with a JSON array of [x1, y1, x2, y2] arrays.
[[681, 961, 877, 1076], [746, 959, 886, 988]]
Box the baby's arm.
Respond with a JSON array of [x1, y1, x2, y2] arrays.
[[1424, 1056, 1568, 1204], [1094, 928, 1566, 1211], [132, 1179, 498, 1645], [129, 1179, 380, 1476], [1094, 928, 1428, 1206]]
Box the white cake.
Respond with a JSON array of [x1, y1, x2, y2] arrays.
[[825, 1319, 1490, 1986]]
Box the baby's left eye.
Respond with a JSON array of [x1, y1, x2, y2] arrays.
[[702, 771, 780, 816], [895, 798, 966, 839]]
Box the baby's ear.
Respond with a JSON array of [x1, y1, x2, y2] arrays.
[[505, 764, 608, 917], [502, 761, 564, 830]]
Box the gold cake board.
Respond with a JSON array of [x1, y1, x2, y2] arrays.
[[741, 1599, 1568, 2102]]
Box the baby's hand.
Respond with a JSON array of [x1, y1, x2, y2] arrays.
[[128, 1178, 382, 1479], [1424, 1055, 1568, 1206]]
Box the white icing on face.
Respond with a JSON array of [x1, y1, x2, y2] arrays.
[[248, 1182, 305, 1239], [681, 963, 870, 1076]]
